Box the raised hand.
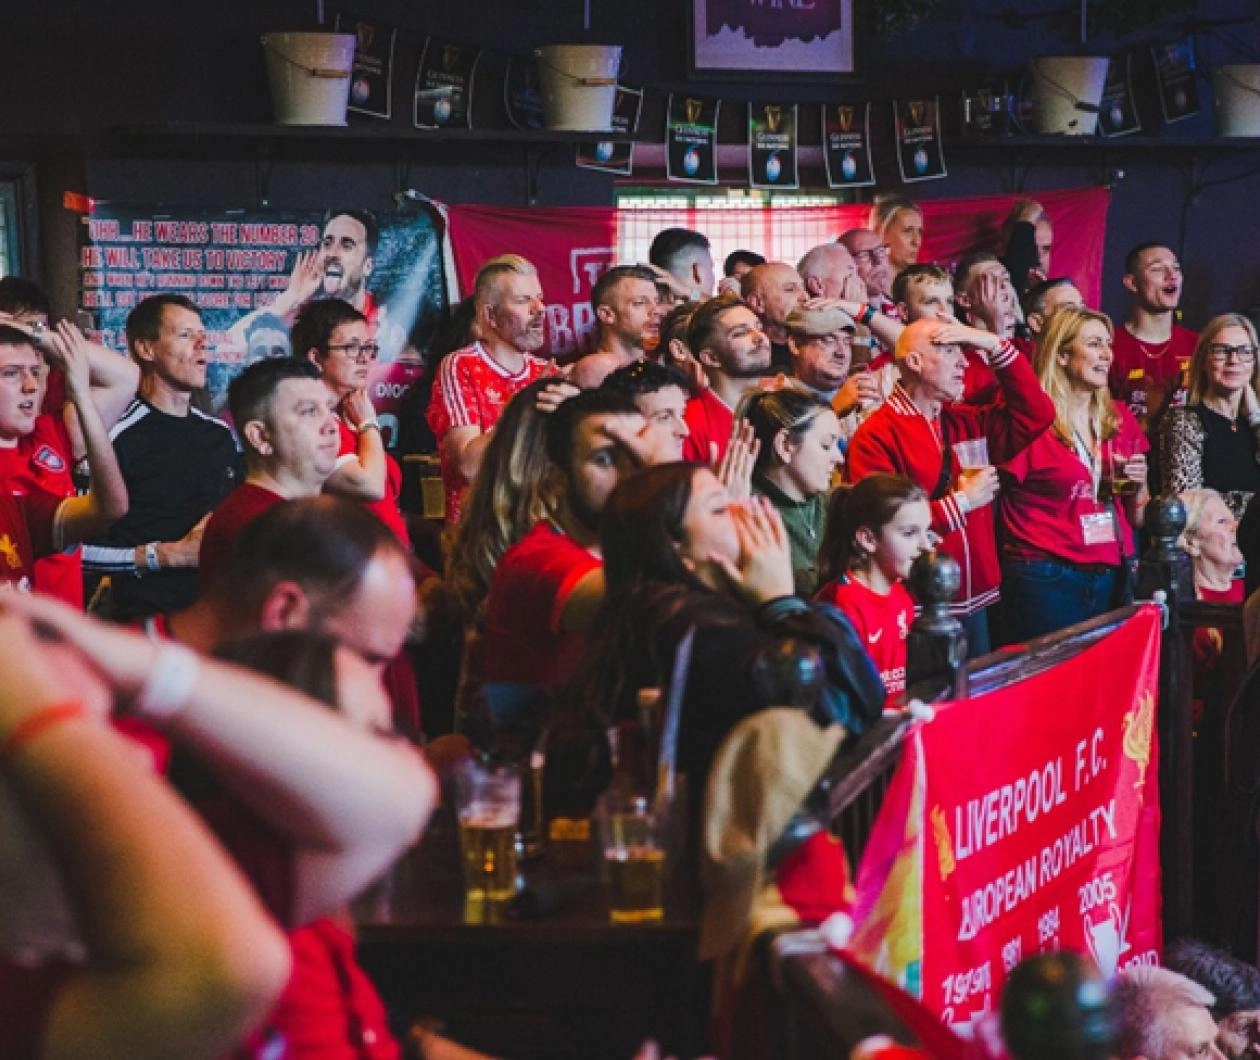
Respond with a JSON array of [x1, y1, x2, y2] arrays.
[[534, 380, 581, 415], [44, 321, 93, 401], [271, 249, 325, 317], [341, 388, 377, 428], [832, 370, 884, 417], [0, 592, 158, 708], [711, 495, 795, 606], [930, 320, 1001, 355], [715, 419, 760, 502]]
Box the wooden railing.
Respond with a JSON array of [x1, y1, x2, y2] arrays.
[[770, 493, 1256, 1058]]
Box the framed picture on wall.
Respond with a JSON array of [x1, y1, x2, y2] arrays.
[[689, 0, 855, 80]]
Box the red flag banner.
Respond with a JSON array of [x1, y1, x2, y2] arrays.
[[446, 187, 1110, 361], [846, 606, 1163, 1036], [446, 205, 617, 362]]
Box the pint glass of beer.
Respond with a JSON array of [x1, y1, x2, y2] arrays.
[[454, 761, 521, 901], [598, 793, 664, 923]]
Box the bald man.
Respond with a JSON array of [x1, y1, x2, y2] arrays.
[[847, 318, 1054, 656], [741, 262, 807, 370]]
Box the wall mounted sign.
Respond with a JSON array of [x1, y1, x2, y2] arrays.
[[689, 0, 854, 79]]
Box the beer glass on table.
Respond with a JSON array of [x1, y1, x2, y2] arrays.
[[454, 761, 520, 901], [598, 793, 665, 923]]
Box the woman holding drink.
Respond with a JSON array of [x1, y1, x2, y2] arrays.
[[997, 306, 1149, 641]]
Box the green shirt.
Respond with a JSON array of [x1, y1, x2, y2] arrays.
[[752, 475, 829, 598]]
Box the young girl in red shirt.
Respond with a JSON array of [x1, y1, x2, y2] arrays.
[[815, 474, 934, 710]]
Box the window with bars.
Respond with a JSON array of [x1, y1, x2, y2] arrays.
[[615, 188, 861, 273]]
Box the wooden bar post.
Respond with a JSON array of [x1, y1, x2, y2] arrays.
[[1138, 493, 1194, 942], [906, 549, 968, 701]]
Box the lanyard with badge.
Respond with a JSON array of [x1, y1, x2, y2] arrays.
[[1070, 420, 1116, 547]]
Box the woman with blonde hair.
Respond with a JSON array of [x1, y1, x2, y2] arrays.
[[998, 305, 1149, 641], [1159, 313, 1260, 519], [868, 193, 923, 276]]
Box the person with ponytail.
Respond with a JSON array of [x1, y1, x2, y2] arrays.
[[815, 474, 934, 709], [738, 383, 843, 595]]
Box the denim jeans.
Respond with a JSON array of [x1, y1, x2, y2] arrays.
[[961, 607, 991, 659], [1001, 558, 1121, 643]]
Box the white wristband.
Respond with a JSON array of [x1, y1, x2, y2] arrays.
[[133, 643, 200, 720], [954, 489, 971, 515]]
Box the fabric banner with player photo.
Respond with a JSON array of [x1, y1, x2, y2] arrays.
[[845, 605, 1163, 1035], [76, 205, 448, 447]]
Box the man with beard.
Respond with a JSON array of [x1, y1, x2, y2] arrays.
[[426, 254, 554, 522], [741, 261, 808, 370], [479, 389, 656, 692], [682, 297, 772, 466], [571, 266, 664, 389], [1109, 242, 1199, 429]]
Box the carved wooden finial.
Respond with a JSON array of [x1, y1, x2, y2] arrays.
[[1146, 493, 1187, 562], [907, 550, 968, 698]]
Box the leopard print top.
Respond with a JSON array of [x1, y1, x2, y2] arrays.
[[1159, 405, 1257, 519]]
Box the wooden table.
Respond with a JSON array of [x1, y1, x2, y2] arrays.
[[355, 805, 705, 1059]]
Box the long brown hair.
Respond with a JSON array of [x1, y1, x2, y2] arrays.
[[817, 474, 927, 585], [1033, 305, 1120, 445], [443, 379, 554, 623]]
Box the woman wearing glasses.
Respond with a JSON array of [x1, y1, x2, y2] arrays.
[[291, 299, 410, 546], [1159, 314, 1260, 520]]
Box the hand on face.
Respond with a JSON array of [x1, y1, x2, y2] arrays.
[[710, 495, 795, 606]]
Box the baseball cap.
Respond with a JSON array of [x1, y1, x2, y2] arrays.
[[786, 305, 857, 336]]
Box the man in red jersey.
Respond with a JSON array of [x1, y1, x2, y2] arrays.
[[426, 254, 553, 522], [682, 297, 772, 466], [1109, 242, 1199, 430], [199, 359, 340, 586], [0, 325, 128, 593]]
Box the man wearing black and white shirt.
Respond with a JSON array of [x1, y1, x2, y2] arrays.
[[83, 294, 243, 620]]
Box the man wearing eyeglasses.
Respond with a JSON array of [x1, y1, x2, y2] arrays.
[[291, 299, 409, 547], [82, 294, 243, 621], [839, 228, 897, 316]]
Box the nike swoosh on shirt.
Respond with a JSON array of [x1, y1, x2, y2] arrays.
[[868, 629, 883, 645]]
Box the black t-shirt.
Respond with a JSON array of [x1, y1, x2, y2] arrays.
[[83, 398, 243, 620], [1197, 404, 1260, 495]]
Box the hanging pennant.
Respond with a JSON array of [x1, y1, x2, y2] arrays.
[[747, 102, 798, 190], [576, 85, 645, 175], [1099, 53, 1142, 138], [1153, 39, 1201, 125], [894, 97, 947, 183], [666, 94, 720, 185], [414, 36, 481, 129], [822, 102, 875, 188], [504, 55, 545, 130], [335, 13, 397, 119]]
